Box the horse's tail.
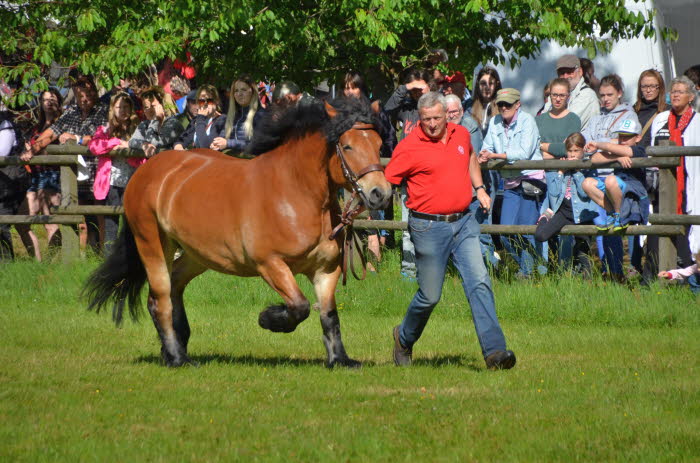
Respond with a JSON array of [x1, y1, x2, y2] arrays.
[[82, 219, 148, 325]]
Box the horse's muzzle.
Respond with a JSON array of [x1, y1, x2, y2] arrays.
[[365, 185, 393, 210]]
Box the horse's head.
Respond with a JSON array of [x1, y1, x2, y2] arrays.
[[326, 101, 393, 210]]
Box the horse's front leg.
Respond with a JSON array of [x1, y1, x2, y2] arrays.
[[311, 266, 361, 369], [257, 258, 310, 333]]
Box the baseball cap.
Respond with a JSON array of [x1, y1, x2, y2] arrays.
[[494, 88, 521, 104], [615, 119, 642, 135], [186, 89, 197, 101], [556, 54, 580, 70]]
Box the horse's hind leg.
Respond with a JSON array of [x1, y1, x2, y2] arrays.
[[134, 227, 189, 367], [170, 252, 208, 350], [257, 258, 310, 333], [310, 267, 360, 368]]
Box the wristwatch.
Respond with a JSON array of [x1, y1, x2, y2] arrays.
[[474, 185, 486, 192]]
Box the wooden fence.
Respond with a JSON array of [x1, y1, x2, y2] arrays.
[[1, 143, 699, 273]]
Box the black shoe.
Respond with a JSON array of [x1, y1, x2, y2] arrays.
[[392, 325, 412, 366], [485, 350, 516, 370]]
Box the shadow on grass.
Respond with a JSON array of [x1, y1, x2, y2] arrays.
[[133, 353, 377, 368], [412, 354, 483, 371]]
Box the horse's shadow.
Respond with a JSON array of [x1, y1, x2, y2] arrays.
[[133, 353, 377, 368], [134, 353, 480, 370]]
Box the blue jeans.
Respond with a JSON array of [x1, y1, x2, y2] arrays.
[[400, 187, 416, 278], [592, 206, 624, 276], [689, 273, 700, 295], [398, 211, 508, 358], [500, 186, 545, 276]]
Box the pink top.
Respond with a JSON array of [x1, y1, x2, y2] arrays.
[[88, 125, 145, 200], [667, 264, 698, 281]]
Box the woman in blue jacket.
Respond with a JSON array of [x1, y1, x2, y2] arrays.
[[480, 88, 545, 277]]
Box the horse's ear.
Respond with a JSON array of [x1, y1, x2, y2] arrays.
[[371, 100, 381, 114], [324, 101, 338, 118]]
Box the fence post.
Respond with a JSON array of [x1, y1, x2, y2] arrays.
[[60, 160, 79, 263], [657, 141, 678, 274]]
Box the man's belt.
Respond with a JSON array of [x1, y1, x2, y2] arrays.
[[409, 210, 466, 223]]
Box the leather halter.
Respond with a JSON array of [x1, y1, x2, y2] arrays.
[[328, 122, 384, 285], [334, 122, 384, 209]]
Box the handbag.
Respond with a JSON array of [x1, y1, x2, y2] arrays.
[[521, 178, 546, 198]]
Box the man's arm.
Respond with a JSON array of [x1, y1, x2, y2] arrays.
[[470, 151, 491, 211], [384, 85, 409, 117]]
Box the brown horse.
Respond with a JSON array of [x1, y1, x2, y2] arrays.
[[83, 99, 392, 367]]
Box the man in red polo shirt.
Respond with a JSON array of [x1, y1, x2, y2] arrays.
[[385, 91, 516, 370]]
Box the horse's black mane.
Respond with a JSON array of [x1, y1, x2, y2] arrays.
[[246, 97, 379, 156]]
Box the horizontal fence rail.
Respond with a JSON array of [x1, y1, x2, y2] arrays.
[[353, 220, 686, 236], [0, 144, 698, 271]]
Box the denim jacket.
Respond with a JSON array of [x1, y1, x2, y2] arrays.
[[542, 170, 598, 224], [481, 109, 543, 178]]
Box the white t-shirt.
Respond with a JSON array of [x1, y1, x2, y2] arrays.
[[0, 119, 17, 157]]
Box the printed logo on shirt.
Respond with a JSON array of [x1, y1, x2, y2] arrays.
[[654, 125, 670, 146], [457, 145, 465, 155]]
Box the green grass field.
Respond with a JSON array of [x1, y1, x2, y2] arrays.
[[1, 249, 699, 462]]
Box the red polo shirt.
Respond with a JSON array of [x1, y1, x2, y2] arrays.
[[385, 122, 473, 214]]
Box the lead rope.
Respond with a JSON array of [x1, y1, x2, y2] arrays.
[[329, 191, 368, 285]]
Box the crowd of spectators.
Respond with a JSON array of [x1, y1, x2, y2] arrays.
[[0, 56, 698, 292]]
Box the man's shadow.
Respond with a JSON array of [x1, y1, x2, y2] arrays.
[[411, 354, 483, 371]]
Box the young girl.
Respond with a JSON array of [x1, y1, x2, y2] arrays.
[[659, 250, 699, 295], [88, 92, 139, 254], [535, 133, 598, 275]]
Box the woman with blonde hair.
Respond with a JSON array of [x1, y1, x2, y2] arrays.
[[210, 75, 263, 154], [88, 92, 140, 254], [173, 84, 226, 150]]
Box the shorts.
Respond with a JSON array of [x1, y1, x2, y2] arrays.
[[28, 169, 60, 192], [596, 176, 627, 195]]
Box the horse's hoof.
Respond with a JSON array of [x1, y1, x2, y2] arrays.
[[258, 306, 297, 333], [165, 355, 194, 367], [326, 358, 362, 369]]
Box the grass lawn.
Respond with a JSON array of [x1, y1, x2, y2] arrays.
[[1, 250, 699, 462]]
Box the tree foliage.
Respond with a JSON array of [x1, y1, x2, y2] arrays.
[[1, 0, 672, 104]]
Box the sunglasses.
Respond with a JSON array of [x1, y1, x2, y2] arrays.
[[496, 101, 515, 109], [197, 98, 215, 106]]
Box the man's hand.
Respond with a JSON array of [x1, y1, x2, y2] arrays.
[[142, 142, 156, 158], [210, 137, 227, 151], [405, 80, 428, 93], [59, 132, 78, 144], [617, 156, 632, 168], [476, 188, 491, 212]]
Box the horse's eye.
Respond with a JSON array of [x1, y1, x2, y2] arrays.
[[343, 145, 352, 150]]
